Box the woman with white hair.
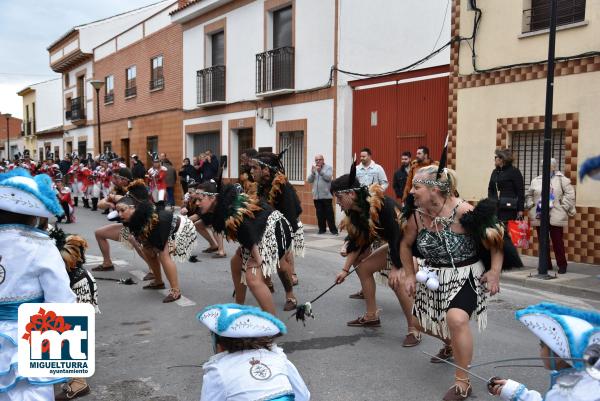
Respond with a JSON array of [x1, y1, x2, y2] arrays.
[[525, 158, 575, 274]]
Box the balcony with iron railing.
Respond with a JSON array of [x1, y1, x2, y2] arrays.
[[197, 65, 226, 105], [125, 86, 137, 98], [68, 96, 85, 123], [150, 77, 164, 91], [256, 46, 294, 96], [523, 0, 586, 33], [26, 121, 32, 136]]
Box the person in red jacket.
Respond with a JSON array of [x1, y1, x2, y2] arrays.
[[147, 152, 168, 210], [55, 175, 75, 223]]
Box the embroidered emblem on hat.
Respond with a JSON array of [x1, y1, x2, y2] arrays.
[[0, 256, 5, 285], [249, 357, 271, 381]]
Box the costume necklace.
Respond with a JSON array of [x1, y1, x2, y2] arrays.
[[420, 198, 451, 229]]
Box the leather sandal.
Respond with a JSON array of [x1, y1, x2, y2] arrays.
[[347, 314, 381, 327], [142, 272, 155, 281], [442, 377, 472, 401], [163, 288, 181, 303], [202, 246, 218, 253], [292, 273, 299, 286], [283, 298, 297, 311], [349, 289, 364, 299], [91, 264, 114, 272], [143, 281, 165, 290], [212, 253, 227, 258], [55, 379, 90, 400], [431, 344, 453, 363], [402, 329, 422, 347]]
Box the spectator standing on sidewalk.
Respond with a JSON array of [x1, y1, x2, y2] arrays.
[[393, 151, 411, 202], [160, 154, 177, 208], [355, 147, 388, 190], [525, 158, 575, 274], [179, 157, 196, 195], [307, 154, 338, 235], [488, 148, 525, 223], [403, 146, 436, 200], [201, 150, 219, 182]]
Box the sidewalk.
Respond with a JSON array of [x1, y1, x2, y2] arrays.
[[302, 224, 600, 301]]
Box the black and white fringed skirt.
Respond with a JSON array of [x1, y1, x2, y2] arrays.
[[168, 216, 198, 262], [69, 267, 100, 313], [240, 210, 293, 285], [292, 221, 305, 257], [413, 261, 487, 339]]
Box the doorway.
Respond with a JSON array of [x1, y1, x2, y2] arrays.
[[231, 128, 253, 178], [121, 138, 130, 161]]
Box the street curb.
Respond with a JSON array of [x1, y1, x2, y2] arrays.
[[501, 273, 600, 301]]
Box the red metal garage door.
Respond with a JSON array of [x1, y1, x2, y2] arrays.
[[351, 65, 449, 196]]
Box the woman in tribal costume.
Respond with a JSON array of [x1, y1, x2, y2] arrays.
[[193, 182, 294, 315], [390, 165, 508, 401], [331, 167, 416, 343], [116, 180, 197, 303]]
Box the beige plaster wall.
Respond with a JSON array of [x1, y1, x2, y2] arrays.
[[455, 70, 600, 206], [459, 0, 600, 75]]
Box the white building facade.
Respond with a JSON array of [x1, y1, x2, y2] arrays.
[[172, 0, 450, 223]]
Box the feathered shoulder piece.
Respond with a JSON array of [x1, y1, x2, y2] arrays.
[[49, 227, 88, 271], [342, 183, 385, 248], [401, 193, 418, 220], [127, 201, 158, 242], [266, 172, 288, 206], [239, 172, 257, 196], [459, 198, 504, 251], [214, 184, 262, 241]]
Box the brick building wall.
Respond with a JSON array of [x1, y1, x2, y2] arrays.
[[0, 115, 23, 140]]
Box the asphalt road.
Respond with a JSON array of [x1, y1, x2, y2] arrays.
[[57, 208, 600, 401]]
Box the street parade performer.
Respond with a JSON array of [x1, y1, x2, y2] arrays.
[[489, 303, 600, 401], [0, 168, 76, 400], [330, 161, 416, 341], [390, 163, 513, 401], [251, 151, 303, 305], [147, 152, 168, 210], [50, 229, 99, 400], [116, 179, 197, 302], [92, 167, 151, 276], [197, 303, 310, 401], [239, 148, 258, 195], [55, 174, 75, 224], [193, 182, 294, 315]]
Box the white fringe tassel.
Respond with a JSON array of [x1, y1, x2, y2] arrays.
[[240, 211, 290, 285], [292, 221, 305, 258], [414, 261, 487, 339], [169, 216, 198, 262]]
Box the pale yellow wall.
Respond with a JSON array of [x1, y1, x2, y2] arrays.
[[20, 92, 38, 154], [456, 70, 600, 207], [459, 0, 600, 75]]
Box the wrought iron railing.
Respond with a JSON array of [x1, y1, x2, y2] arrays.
[[125, 86, 137, 98], [26, 121, 32, 135], [150, 77, 164, 91], [70, 97, 85, 121], [104, 93, 114, 104], [523, 0, 585, 32], [512, 129, 566, 190], [197, 65, 226, 104], [256, 46, 294, 94]]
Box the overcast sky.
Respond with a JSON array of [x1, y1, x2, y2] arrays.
[[0, 0, 157, 119]]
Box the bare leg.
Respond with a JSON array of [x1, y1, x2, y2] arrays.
[[355, 245, 389, 317], [446, 308, 473, 392], [142, 248, 163, 284], [390, 262, 417, 333], [195, 220, 218, 248], [158, 245, 180, 291], [94, 223, 122, 267], [214, 231, 226, 256], [230, 248, 247, 304], [279, 252, 296, 301], [245, 266, 276, 314]]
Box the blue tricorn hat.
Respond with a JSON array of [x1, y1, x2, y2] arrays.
[[0, 168, 64, 218]]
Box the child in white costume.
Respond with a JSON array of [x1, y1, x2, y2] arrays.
[[197, 303, 310, 401], [0, 168, 77, 401], [490, 303, 600, 401]]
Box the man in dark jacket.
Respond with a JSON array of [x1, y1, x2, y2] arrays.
[[163, 159, 177, 207], [488, 148, 525, 223], [392, 151, 411, 202], [59, 154, 72, 182], [201, 150, 219, 182], [130, 154, 147, 180]]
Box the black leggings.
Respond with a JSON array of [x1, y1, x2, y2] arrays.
[[447, 273, 478, 317]]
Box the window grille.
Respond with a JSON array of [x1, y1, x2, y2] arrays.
[[278, 131, 304, 182], [511, 129, 566, 190], [523, 0, 585, 33]]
